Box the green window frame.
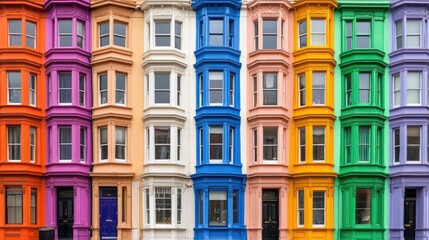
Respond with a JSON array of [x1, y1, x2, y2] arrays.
[[342, 125, 383, 165], [344, 19, 371, 50], [343, 71, 383, 107]]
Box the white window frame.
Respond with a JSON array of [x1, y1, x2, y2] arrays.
[[8, 126, 21, 162], [298, 20, 307, 48], [144, 186, 183, 226], [209, 19, 224, 46], [299, 127, 306, 163], [406, 72, 421, 105], [7, 71, 21, 105], [406, 19, 421, 48], [312, 72, 326, 105], [58, 126, 72, 162], [154, 72, 171, 105], [209, 71, 224, 105], [29, 73, 36, 106], [310, 19, 326, 46], [154, 127, 171, 161], [30, 127, 36, 163], [115, 127, 126, 162], [263, 73, 278, 106], [262, 19, 277, 49], [263, 127, 278, 162], [393, 74, 400, 107], [115, 72, 126, 105], [77, 21, 85, 49], [395, 20, 403, 50], [298, 74, 306, 107], [99, 73, 108, 106], [312, 191, 326, 227], [406, 126, 421, 163], [393, 127, 400, 164], [313, 127, 325, 162], [209, 126, 223, 163], [80, 127, 86, 163], [26, 21, 36, 49], [113, 21, 127, 47], [297, 190, 304, 227], [58, 72, 72, 105], [99, 21, 109, 47], [79, 73, 85, 107], [8, 19, 22, 47], [99, 127, 108, 162], [58, 19, 72, 47]]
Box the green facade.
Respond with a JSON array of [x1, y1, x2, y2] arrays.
[[334, 1, 390, 239]]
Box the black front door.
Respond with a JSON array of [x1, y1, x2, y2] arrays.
[[262, 189, 279, 240], [57, 188, 74, 240], [404, 189, 416, 240]]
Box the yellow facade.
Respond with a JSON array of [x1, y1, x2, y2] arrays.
[[289, 0, 337, 239]]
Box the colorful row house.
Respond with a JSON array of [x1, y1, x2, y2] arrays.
[[4, 0, 429, 239]]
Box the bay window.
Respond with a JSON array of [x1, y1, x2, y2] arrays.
[[152, 20, 182, 50], [343, 125, 383, 165], [146, 126, 182, 162], [8, 19, 36, 48], [345, 20, 371, 50], [145, 186, 183, 226], [98, 20, 127, 48]]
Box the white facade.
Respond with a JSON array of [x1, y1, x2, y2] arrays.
[[140, 1, 196, 239]]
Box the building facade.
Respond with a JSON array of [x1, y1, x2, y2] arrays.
[[245, 1, 293, 240], [89, 0, 143, 239], [389, 0, 429, 239], [0, 0, 46, 239], [334, 0, 390, 239], [191, 0, 247, 239], [44, 0, 92, 239], [140, 0, 195, 239]]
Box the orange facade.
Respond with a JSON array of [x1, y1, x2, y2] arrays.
[[0, 1, 46, 239]]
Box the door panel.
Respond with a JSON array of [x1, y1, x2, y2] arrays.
[[57, 188, 74, 240], [262, 190, 279, 240], [100, 198, 118, 239], [404, 199, 416, 240]]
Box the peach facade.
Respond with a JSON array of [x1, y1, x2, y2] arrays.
[[246, 1, 294, 239], [90, 1, 144, 239]]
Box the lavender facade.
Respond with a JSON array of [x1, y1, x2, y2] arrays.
[[390, 1, 429, 239], [44, 0, 92, 239]]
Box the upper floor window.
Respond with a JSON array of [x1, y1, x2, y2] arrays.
[[79, 73, 85, 107], [343, 125, 383, 165], [30, 74, 36, 106], [263, 73, 277, 105], [30, 127, 36, 163], [98, 20, 127, 48], [80, 127, 86, 163], [393, 74, 400, 107], [298, 126, 326, 163], [199, 70, 236, 107], [209, 19, 223, 46], [8, 126, 21, 162], [115, 127, 126, 161], [59, 20, 71, 46], [395, 19, 421, 49], [312, 72, 325, 105], [59, 126, 72, 162], [345, 20, 371, 50], [99, 127, 108, 161], [152, 20, 182, 50], [392, 125, 429, 164], [298, 74, 306, 106], [145, 126, 182, 162], [356, 188, 371, 224], [210, 127, 223, 163], [263, 128, 278, 161], [30, 188, 37, 224], [198, 125, 236, 165], [99, 73, 108, 105], [263, 19, 277, 49], [312, 191, 325, 226], [407, 126, 420, 162], [406, 72, 421, 105], [115, 73, 126, 105], [298, 190, 304, 226], [8, 72, 21, 104], [298, 19, 326, 48], [393, 128, 400, 164], [146, 71, 182, 107], [344, 72, 382, 107], [77, 21, 84, 48], [59, 72, 72, 104], [8, 20, 36, 48]]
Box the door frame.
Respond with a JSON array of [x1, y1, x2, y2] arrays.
[[262, 189, 279, 240], [57, 187, 74, 240]]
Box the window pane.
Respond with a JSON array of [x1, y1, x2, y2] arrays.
[[210, 127, 223, 161], [99, 22, 109, 46], [233, 190, 238, 224], [209, 191, 227, 226], [299, 127, 306, 162], [299, 21, 307, 48], [394, 128, 400, 163], [9, 20, 22, 46], [209, 19, 223, 46], [312, 72, 325, 104], [209, 72, 223, 104], [155, 128, 170, 159], [298, 190, 304, 225], [8, 72, 21, 104], [115, 127, 126, 160], [114, 22, 126, 47], [8, 126, 21, 161], [313, 127, 325, 161], [311, 19, 325, 46], [263, 128, 277, 161], [357, 21, 370, 34], [100, 128, 108, 160], [155, 21, 170, 46], [359, 126, 370, 162], [356, 188, 371, 224], [407, 126, 420, 161], [312, 191, 325, 225], [59, 20, 72, 46], [115, 73, 126, 104], [155, 187, 172, 224], [263, 20, 277, 49], [299, 74, 306, 106], [359, 73, 370, 103], [59, 73, 72, 104], [59, 127, 72, 160], [394, 75, 400, 105], [6, 186, 23, 224], [407, 72, 421, 104], [406, 20, 420, 48], [26, 21, 36, 48], [175, 21, 182, 49], [263, 73, 277, 105], [155, 73, 170, 104]]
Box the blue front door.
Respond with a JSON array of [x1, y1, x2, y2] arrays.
[[100, 188, 118, 240]]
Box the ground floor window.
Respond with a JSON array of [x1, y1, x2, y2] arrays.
[[144, 186, 183, 226], [6, 186, 23, 224], [209, 191, 227, 226]]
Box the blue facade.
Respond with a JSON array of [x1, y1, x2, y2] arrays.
[[191, 0, 247, 239]]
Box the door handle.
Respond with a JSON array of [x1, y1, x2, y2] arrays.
[[264, 221, 270, 223], [405, 224, 411, 227], [106, 219, 112, 222], [63, 220, 68, 223]]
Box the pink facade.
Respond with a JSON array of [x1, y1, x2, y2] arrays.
[[246, 1, 294, 240]]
